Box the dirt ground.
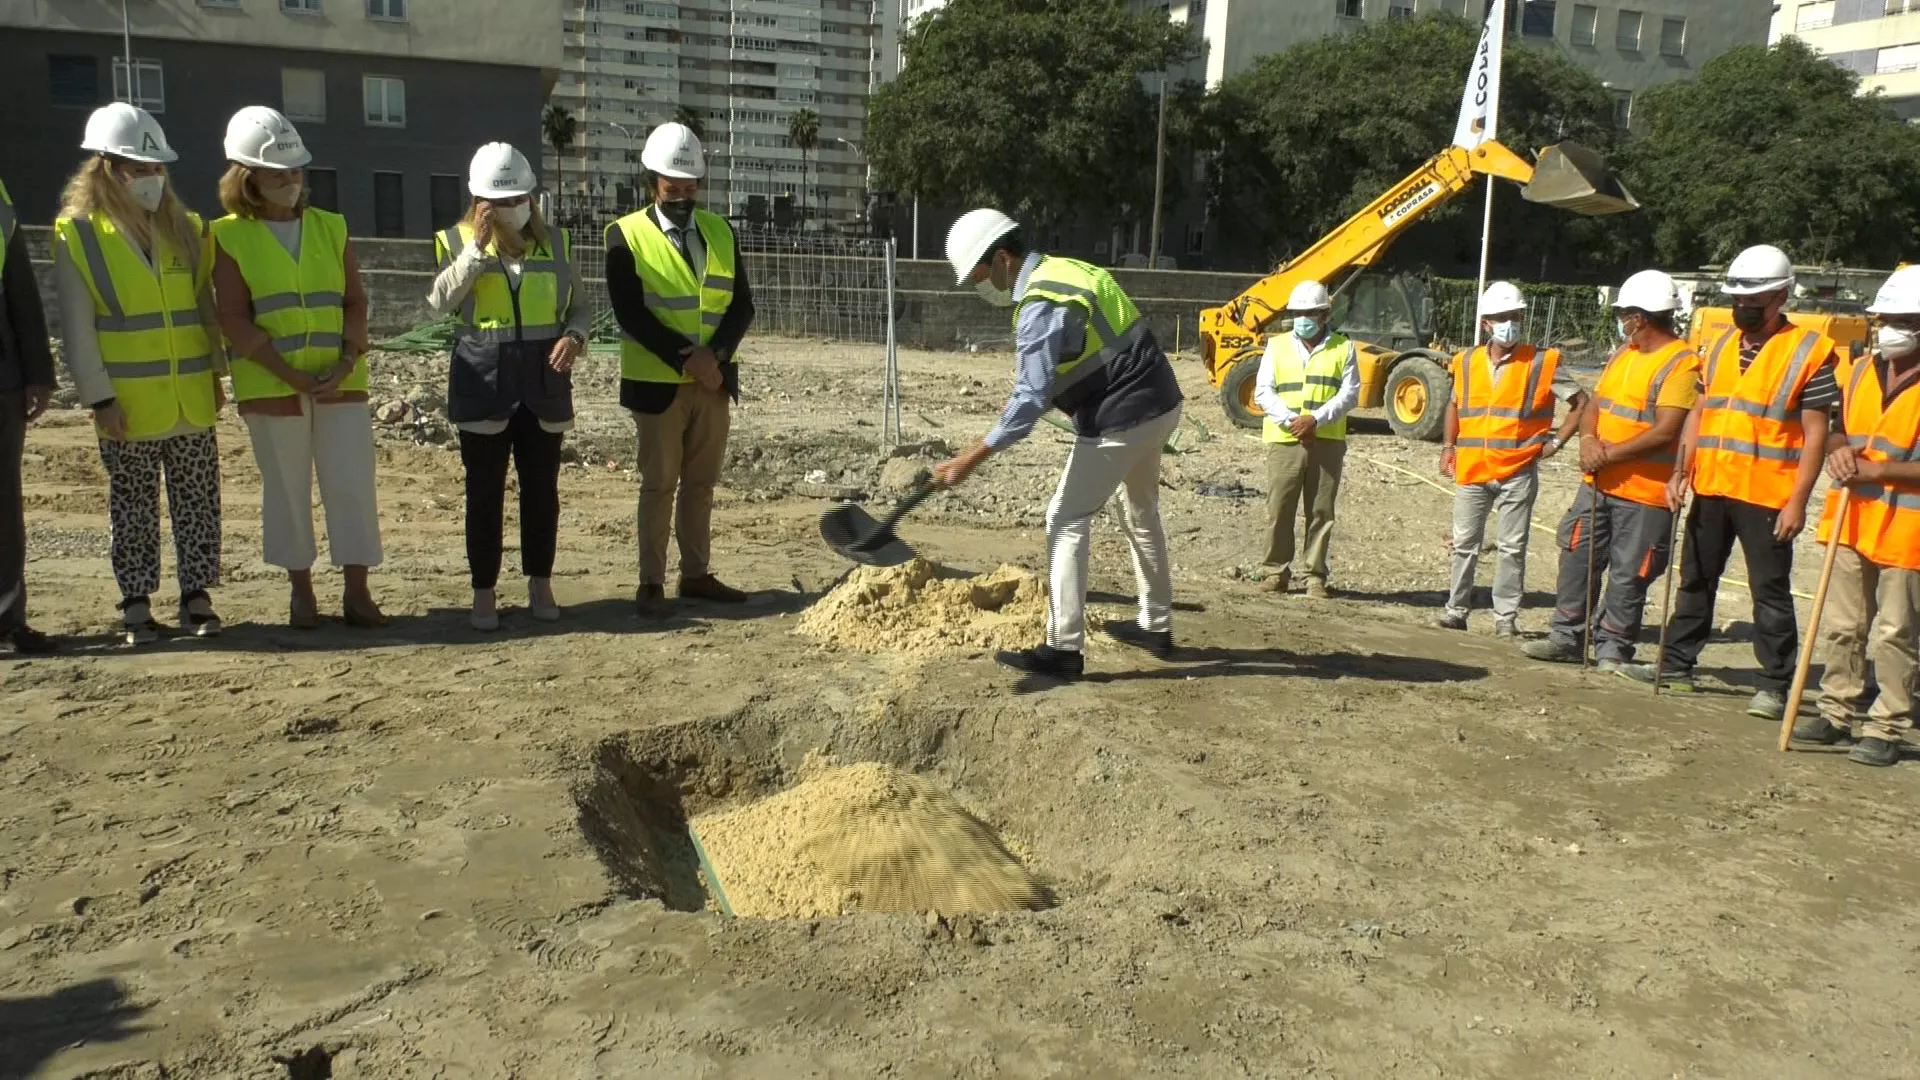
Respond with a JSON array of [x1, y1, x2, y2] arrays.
[[5, 336, 1919, 1079]]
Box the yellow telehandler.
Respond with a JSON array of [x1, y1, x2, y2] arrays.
[[1199, 140, 1638, 441]]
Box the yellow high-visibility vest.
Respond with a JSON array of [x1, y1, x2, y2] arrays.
[[608, 207, 736, 384], [211, 208, 360, 401], [433, 222, 573, 340], [1262, 333, 1354, 444]]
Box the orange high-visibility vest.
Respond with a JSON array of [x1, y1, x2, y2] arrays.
[[1692, 325, 1834, 510], [1592, 339, 1697, 508], [1450, 344, 1561, 485], [1817, 355, 1920, 570]]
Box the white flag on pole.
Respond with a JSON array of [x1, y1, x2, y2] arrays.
[[1453, 0, 1507, 149]]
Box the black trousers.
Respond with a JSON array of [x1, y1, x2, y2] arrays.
[[1663, 494, 1798, 691], [0, 390, 24, 631], [458, 408, 563, 590]]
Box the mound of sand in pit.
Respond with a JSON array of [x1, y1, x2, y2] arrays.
[[691, 761, 1050, 919], [797, 558, 1046, 656]]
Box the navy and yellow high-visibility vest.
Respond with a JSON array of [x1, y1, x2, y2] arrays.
[[434, 221, 576, 425], [55, 209, 218, 438], [1014, 254, 1181, 437], [1262, 332, 1354, 444], [608, 207, 735, 384], [210, 208, 358, 402]]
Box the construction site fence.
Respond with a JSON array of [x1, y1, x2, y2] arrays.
[[1427, 277, 1618, 363]]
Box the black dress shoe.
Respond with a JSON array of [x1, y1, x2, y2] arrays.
[[680, 574, 747, 603], [635, 583, 671, 617], [6, 626, 57, 655], [1103, 618, 1174, 660], [994, 644, 1084, 680]]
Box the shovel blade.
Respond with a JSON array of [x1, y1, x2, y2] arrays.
[[1521, 141, 1640, 216], [820, 503, 917, 567]]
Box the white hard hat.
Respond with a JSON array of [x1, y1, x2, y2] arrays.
[[1867, 265, 1920, 316], [468, 142, 536, 198], [1612, 269, 1680, 313], [1286, 280, 1331, 311], [223, 106, 311, 169], [1724, 244, 1794, 297], [641, 122, 705, 179], [1477, 280, 1527, 317], [945, 208, 1020, 286], [81, 103, 176, 164]]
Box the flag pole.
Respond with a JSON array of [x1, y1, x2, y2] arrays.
[[1474, 179, 1494, 346]]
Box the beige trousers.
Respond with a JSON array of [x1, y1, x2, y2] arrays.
[[1263, 438, 1346, 583], [1818, 545, 1920, 741], [634, 384, 731, 585]]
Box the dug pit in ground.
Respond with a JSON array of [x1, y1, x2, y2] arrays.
[[796, 558, 1047, 656]]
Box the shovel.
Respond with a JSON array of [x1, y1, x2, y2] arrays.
[[820, 474, 939, 567]]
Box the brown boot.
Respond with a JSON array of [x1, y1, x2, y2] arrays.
[[679, 574, 747, 603], [1304, 578, 1332, 600], [1260, 571, 1291, 594], [635, 583, 671, 617]]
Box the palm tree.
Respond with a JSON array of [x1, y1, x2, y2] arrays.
[[787, 108, 820, 227], [673, 105, 705, 141], [541, 104, 577, 216]]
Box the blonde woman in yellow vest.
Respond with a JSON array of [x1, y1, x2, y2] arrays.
[[1252, 280, 1360, 599], [53, 104, 225, 646], [209, 106, 384, 630], [428, 143, 586, 631]]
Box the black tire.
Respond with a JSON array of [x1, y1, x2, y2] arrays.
[[1217, 355, 1265, 430], [1384, 353, 1451, 443]]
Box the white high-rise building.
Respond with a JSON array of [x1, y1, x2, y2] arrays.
[[1775, 1, 1920, 119], [550, 0, 895, 225]]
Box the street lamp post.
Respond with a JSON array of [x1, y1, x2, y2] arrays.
[[832, 136, 868, 232], [607, 120, 639, 211]]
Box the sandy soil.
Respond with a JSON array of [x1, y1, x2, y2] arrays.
[[4, 336, 1918, 1079]]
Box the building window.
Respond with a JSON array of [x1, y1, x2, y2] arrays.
[[1659, 17, 1685, 56], [366, 0, 405, 19], [1879, 43, 1920, 72], [307, 168, 339, 211], [199, 0, 242, 7], [47, 54, 99, 108], [1889, 0, 1918, 14], [1520, 1, 1554, 36], [1186, 224, 1205, 255], [282, 68, 326, 122], [113, 58, 164, 113], [372, 171, 405, 237], [363, 76, 405, 127], [1188, 0, 1206, 22], [1797, 1, 1834, 30], [282, 0, 322, 13], [1569, 3, 1596, 44], [1334, 0, 1361, 17], [1389, 0, 1413, 16], [1610, 88, 1633, 128], [429, 174, 463, 229], [1615, 9, 1641, 50]]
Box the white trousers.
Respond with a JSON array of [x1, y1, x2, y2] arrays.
[[243, 401, 384, 571], [1045, 405, 1182, 652]]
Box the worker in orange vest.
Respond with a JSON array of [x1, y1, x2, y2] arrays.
[[1524, 270, 1700, 670], [1791, 265, 1920, 766], [1435, 281, 1586, 636], [1626, 246, 1841, 721]]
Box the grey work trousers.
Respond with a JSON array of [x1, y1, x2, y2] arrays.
[[1446, 465, 1539, 623], [0, 390, 24, 632], [1547, 483, 1674, 662]]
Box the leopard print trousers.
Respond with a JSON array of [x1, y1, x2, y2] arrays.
[[98, 431, 223, 600]]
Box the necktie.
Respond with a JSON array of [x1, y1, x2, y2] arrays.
[[668, 226, 694, 271]]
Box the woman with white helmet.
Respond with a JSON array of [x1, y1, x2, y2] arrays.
[[427, 142, 586, 631], [53, 103, 226, 645], [209, 105, 385, 630]]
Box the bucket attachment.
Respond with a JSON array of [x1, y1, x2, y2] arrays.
[[1522, 142, 1639, 216]]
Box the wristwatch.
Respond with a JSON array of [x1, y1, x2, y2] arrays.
[[563, 329, 587, 347]]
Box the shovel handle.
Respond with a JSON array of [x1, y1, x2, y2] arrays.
[[876, 474, 938, 532]]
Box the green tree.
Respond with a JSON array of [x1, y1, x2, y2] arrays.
[[541, 103, 577, 213], [1205, 11, 1622, 277], [1622, 38, 1920, 269], [673, 105, 706, 141], [867, 0, 1198, 229], [788, 107, 821, 224]]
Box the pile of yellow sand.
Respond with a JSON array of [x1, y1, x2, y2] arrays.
[[691, 761, 1050, 919], [797, 559, 1047, 656]]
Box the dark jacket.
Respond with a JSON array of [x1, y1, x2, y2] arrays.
[[605, 210, 755, 415], [0, 227, 55, 396]]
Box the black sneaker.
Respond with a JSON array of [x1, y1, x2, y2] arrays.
[[635, 583, 671, 618], [5, 626, 57, 655], [1102, 619, 1174, 660], [1620, 663, 1696, 692], [995, 645, 1084, 680], [1850, 737, 1901, 767], [1791, 715, 1854, 746]]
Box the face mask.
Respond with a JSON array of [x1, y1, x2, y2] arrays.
[[1293, 316, 1322, 339], [1489, 320, 1521, 346], [1731, 304, 1770, 333], [496, 203, 532, 232], [974, 279, 1013, 308], [123, 174, 165, 212], [1616, 318, 1631, 341], [1878, 326, 1919, 360], [261, 180, 303, 208], [660, 198, 696, 228]]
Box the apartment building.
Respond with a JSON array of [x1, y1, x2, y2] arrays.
[[1775, 0, 1920, 118], [0, 0, 560, 239], [549, 0, 894, 225]]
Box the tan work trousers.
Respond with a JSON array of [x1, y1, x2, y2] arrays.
[[1263, 438, 1345, 583], [1818, 545, 1920, 741], [633, 384, 731, 586]]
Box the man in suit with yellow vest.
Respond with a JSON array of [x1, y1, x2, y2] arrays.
[[0, 175, 58, 654], [606, 122, 756, 617], [1525, 270, 1700, 671], [1252, 281, 1360, 600], [1791, 265, 1920, 766], [1626, 246, 1840, 721], [1435, 281, 1586, 636]]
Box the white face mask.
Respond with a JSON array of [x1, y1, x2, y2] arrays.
[[261, 180, 303, 208], [123, 174, 165, 213], [1878, 326, 1919, 360], [496, 203, 532, 232], [974, 278, 1013, 308], [1489, 320, 1521, 346]]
